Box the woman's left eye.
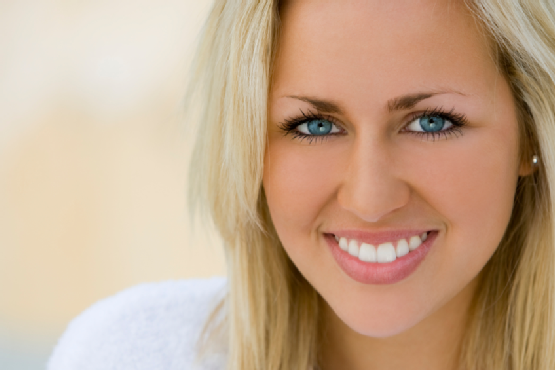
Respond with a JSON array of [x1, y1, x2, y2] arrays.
[[297, 119, 341, 136], [405, 115, 453, 133]]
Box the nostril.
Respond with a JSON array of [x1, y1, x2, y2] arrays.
[[336, 156, 410, 222], [337, 187, 410, 223]]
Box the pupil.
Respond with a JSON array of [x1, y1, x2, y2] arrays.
[[308, 120, 332, 135], [420, 116, 444, 132]]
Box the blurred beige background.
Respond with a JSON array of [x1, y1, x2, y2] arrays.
[[0, 1, 226, 368]]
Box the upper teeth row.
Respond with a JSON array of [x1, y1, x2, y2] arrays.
[[335, 232, 428, 263]]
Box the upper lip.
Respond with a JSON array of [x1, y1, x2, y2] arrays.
[[327, 229, 433, 245]]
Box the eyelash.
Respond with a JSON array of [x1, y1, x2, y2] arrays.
[[278, 107, 468, 144], [278, 110, 342, 144]]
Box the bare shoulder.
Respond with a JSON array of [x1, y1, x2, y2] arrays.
[[47, 277, 227, 370]]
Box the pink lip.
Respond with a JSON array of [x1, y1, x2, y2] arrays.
[[325, 230, 437, 285]]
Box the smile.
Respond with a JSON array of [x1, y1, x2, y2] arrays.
[[334, 232, 428, 263], [325, 230, 438, 284]]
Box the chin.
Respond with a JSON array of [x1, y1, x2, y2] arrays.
[[350, 318, 419, 338], [331, 303, 428, 338]]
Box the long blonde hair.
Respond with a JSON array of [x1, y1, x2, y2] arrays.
[[186, 1, 555, 369]]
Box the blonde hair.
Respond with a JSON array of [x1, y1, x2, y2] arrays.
[[186, 0, 555, 369]]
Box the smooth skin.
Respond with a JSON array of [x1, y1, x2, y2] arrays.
[[263, 0, 529, 369]]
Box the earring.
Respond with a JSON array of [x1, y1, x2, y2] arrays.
[[532, 154, 539, 166]]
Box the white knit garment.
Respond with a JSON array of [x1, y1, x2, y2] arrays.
[[47, 277, 228, 370]]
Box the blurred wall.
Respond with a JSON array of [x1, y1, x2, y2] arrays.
[[0, 1, 225, 368]]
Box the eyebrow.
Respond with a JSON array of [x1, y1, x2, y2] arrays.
[[286, 95, 345, 114], [387, 92, 437, 112], [286, 91, 463, 114]]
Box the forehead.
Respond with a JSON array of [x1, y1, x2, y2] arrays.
[[272, 0, 498, 107]]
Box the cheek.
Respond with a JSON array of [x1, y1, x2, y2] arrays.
[[263, 138, 344, 245], [408, 130, 520, 283]]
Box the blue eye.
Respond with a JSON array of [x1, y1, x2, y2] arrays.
[[406, 115, 453, 133], [297, 119, 340, 136], [278, 110, 346, 143]]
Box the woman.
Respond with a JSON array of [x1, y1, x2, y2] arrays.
[[49, 0, 555, 369]]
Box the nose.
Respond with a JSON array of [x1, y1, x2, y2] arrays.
[[337, 139, 410, 223]]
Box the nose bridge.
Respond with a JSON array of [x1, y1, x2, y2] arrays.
[[338, 137, 410, 222]]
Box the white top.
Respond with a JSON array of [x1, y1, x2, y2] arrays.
[[47, 277, 228, 370]]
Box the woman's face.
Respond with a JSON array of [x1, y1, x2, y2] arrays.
[[264, 0, 525, 337]]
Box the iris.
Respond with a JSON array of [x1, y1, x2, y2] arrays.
[[307, 120, 333, 135], [419, 116, 445, 132]]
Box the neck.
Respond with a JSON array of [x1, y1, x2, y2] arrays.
[[319, 278, 478, 370]]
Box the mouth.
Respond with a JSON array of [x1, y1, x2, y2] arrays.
[[334, 231, 429, 263], [324, 230, 438, 284]]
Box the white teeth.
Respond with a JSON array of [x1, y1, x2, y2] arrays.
[[337, 232, 428, 263], [396, 239, 409, 258], [348, 239, 359, 257], [377, 242, 396, 263], [339, 237, 348, 251], [408, 235, 422, 251], [359, 243, 377, 262]]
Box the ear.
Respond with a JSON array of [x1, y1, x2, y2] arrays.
[[519, 154, 538, 177]]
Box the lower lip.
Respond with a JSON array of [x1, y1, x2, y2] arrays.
[[325, 231, 437, 285]]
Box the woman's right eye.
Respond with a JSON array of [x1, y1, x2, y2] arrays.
[[296, 119, 341, 136], [278, 111, 345, 143]]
